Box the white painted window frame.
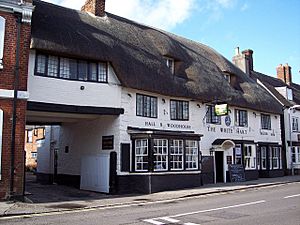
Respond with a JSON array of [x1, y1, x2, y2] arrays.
[[261, 146, 267, 170], [135, 139, 148, 172], [185, 140, 199, 170], [0, 16, 5, 69], [153, 139, 168, 171], [244, 144, 256, 170], [170, 139, 184, 171]]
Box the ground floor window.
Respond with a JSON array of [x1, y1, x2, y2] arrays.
[[135, 139, 148, 171], [244, 145, 256, 169], [291, 146, 300, 163], [234, 144, 242, 164], [153, 139, 168, 171], [271, 147, 280, 169], [185, 140, 199, 170], [133, 137, 200, 172], [261, 147, 267, 170], [170, 140, 184, 170]]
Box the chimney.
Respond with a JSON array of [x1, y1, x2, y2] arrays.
[[81, 0, 106, 17], [277, 63, 292, 85], [232, 47, 254, 75]]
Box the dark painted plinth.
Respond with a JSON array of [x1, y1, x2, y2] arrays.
[[117, 173, 203, 194]]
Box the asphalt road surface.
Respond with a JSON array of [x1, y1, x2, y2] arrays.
[[1, 182, 299, 225]]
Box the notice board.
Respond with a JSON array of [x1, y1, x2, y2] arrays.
[[228, 164, 245, 182]]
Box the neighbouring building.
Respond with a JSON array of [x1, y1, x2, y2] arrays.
[[233, 48, 300, 175], [0, 0, 34, 199], [24, 126, 45, 171], [24, 0, 284, 195]]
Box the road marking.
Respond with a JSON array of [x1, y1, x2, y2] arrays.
[[143, 219, 165, 225], [160, 217, 180, 223], [284, 194, 300, 199], [170, 200, 266, 218], [144, 200, 265, 224]]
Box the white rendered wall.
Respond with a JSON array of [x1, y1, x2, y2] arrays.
[[57, 116, 120, 175], [27, 50, 122, 108], [37, 126, 60, 174], [284, 109, 300, 169], [118, 88, 282, 175]]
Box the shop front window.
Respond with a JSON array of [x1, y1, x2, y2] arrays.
[[153, 139, 168, 171], [261, 147, 267, 170], [133, 138, 200, 172], [185, 140, 199, 170], [272, 147, 279, 169], [234, 144, 242, 164], [170, 140, 184, 170], [244, 145, 256, 169], [135, 139, 148, 171]]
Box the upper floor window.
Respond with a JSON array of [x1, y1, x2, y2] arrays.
[[0, 16, 5, 69], [35, 53, 108, 83], [292, 117, 299, 132], [291, 147, 300, 163], [206, 105, 221, 124], [234, 109, 248, 127], [27, 130, 33, 143], [136, 94, 157, 118], [165, 57, 174, 74], [261, 114, 271, 130], [170, 100, 189, 121]]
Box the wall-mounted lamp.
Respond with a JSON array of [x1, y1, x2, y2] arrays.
[[197, 104, 201, 108], [274, 115, 278, 119], [127, 93, 132, 98], [209, 147, 215, 156], [162, 98, 166, 104], [253, 112, 257, 117]]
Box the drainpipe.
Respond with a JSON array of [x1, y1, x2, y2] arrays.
[[10, 14, 22, 198]]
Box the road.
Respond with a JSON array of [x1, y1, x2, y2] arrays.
[[1, 182, 299, 225]]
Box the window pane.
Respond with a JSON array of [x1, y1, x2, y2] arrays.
[[69, 59, 78, 79], [89, 63, 98, 81], [47, 56, 58, 77], [36, 54, 46, 74], [60, 58, 70, 78], [98, 62, 107, 82], [78, 60, 88, 81]]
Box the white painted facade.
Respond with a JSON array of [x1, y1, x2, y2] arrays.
[[28, 54, 283, 189], [283, 108, 300, 170]]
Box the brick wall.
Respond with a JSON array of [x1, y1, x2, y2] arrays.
[[0, 10, 31, 199]]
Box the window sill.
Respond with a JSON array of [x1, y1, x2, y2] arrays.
[[128, 171, 201, 175]]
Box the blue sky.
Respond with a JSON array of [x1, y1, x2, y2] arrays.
[[44, 0, 300, 83]]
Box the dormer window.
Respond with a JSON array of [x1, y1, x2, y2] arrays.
[[0, 16, 5, 69], [224, 74, 231, 83], [165, 57, 174, 74]]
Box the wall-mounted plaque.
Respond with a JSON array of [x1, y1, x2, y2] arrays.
[[102, 135, 114, 150]]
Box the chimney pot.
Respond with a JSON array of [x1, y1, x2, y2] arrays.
[[235, 47, 240, 56]]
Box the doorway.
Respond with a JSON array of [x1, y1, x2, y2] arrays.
[[215, 151, 224, 183]]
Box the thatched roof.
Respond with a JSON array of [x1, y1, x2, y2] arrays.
[[30, 0, 283, 114], [251, 71, 300, 107]]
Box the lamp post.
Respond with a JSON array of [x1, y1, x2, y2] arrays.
[[287, 105, 300, 175]]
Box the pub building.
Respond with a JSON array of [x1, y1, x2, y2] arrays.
[[24, 0, 284, 195]]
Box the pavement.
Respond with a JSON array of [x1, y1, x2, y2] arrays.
[[0, 174, 300, 218]]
